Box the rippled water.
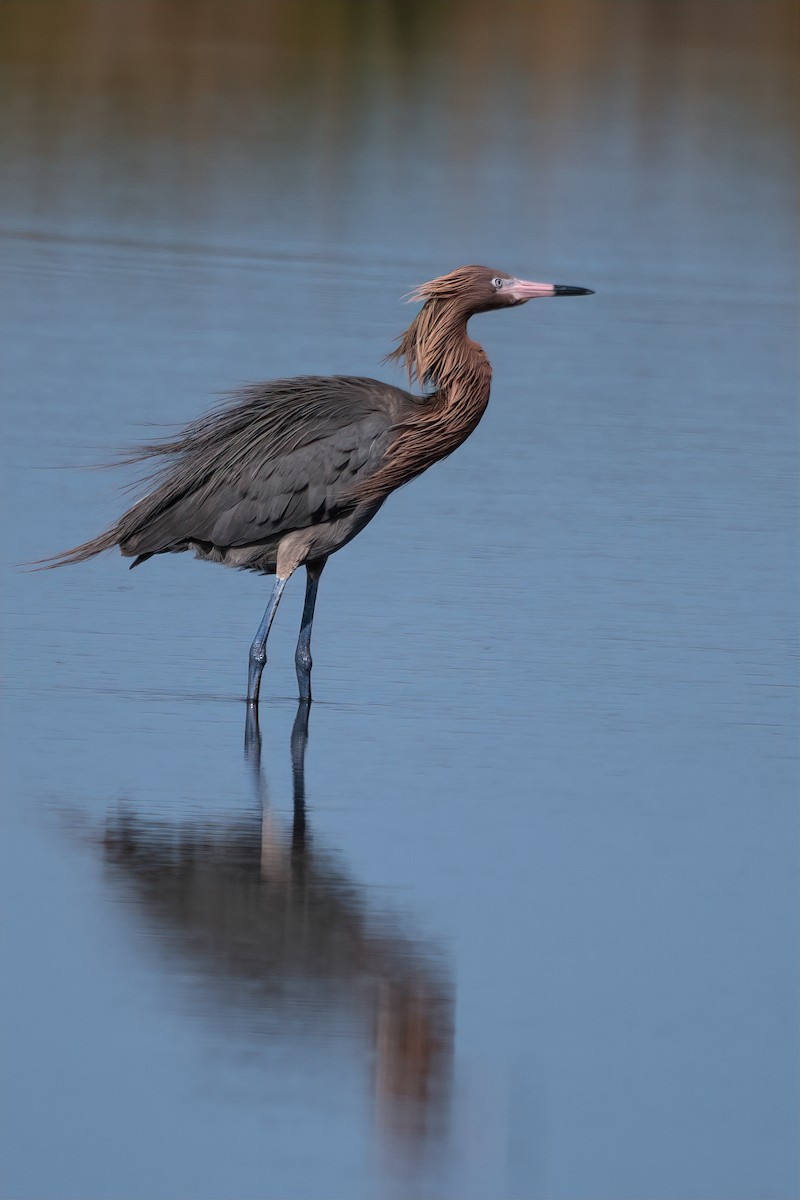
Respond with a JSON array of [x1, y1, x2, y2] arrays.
[[1, 3, 797, 1198]]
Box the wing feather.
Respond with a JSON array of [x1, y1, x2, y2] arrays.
[[117, 378, 408, 556]]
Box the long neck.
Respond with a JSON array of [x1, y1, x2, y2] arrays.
[[390, 297, 492, 411], [354, 299, 492, 501]]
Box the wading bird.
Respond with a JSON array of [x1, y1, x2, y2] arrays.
[[42, 266, 592, 704]]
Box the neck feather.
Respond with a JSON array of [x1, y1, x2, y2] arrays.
[[351, 300, 492, 502], [387, 297, 491, 398]]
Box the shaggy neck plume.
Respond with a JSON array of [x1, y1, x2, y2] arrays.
[[354, 297, 492, 502]]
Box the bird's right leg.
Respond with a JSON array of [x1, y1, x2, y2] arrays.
[[247, 575, 288, 706], [295, 558, 327, 703]]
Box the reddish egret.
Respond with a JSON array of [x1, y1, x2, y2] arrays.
[[43, 266, 592, 703]]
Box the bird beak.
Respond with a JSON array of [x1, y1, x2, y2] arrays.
[[506, 278, 594, 301]]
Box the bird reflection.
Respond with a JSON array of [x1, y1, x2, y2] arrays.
[[101, 702, 453, 1149]]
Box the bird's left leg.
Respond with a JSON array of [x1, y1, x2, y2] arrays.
[[295, 558, 327, 703], [247, 575, 288, 705]]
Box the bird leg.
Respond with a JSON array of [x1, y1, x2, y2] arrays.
[[295, 558, 327, 703], [247, 575, 288, 705]]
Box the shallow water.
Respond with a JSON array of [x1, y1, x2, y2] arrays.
[[1, 3, 798, 1198]]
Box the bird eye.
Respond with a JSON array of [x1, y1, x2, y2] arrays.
[[492, 277, 504, 289]]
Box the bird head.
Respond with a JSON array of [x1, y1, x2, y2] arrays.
[[408, 265, 593, 315]]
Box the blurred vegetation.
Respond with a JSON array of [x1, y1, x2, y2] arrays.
[[1, 0, 796, 137]]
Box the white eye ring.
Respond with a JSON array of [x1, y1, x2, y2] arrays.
[[492, 277, 504, 289]]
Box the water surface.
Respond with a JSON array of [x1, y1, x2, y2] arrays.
[[1, 3, 797, 1198]]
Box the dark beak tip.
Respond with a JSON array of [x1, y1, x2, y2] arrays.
[[554, 284, 594, 297]]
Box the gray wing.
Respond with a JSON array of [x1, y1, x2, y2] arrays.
[[116, 377, 408, 557]]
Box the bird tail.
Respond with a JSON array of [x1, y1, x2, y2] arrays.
[[27, 527, 121, 571]]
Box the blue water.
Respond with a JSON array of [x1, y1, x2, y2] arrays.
[[1, 3, 797, 1197]]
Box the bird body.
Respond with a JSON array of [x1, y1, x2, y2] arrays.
[[113, 376, 409, 576], [43, 266, 592, 702]]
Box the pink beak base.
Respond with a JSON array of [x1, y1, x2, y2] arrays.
[[507, 278, 594, 300]]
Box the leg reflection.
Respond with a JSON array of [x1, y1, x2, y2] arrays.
[[100, 703, 453, 1151]]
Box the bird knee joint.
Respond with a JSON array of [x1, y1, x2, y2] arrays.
[[295, 648, 312, 673], [249, 644, 267, 668]]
